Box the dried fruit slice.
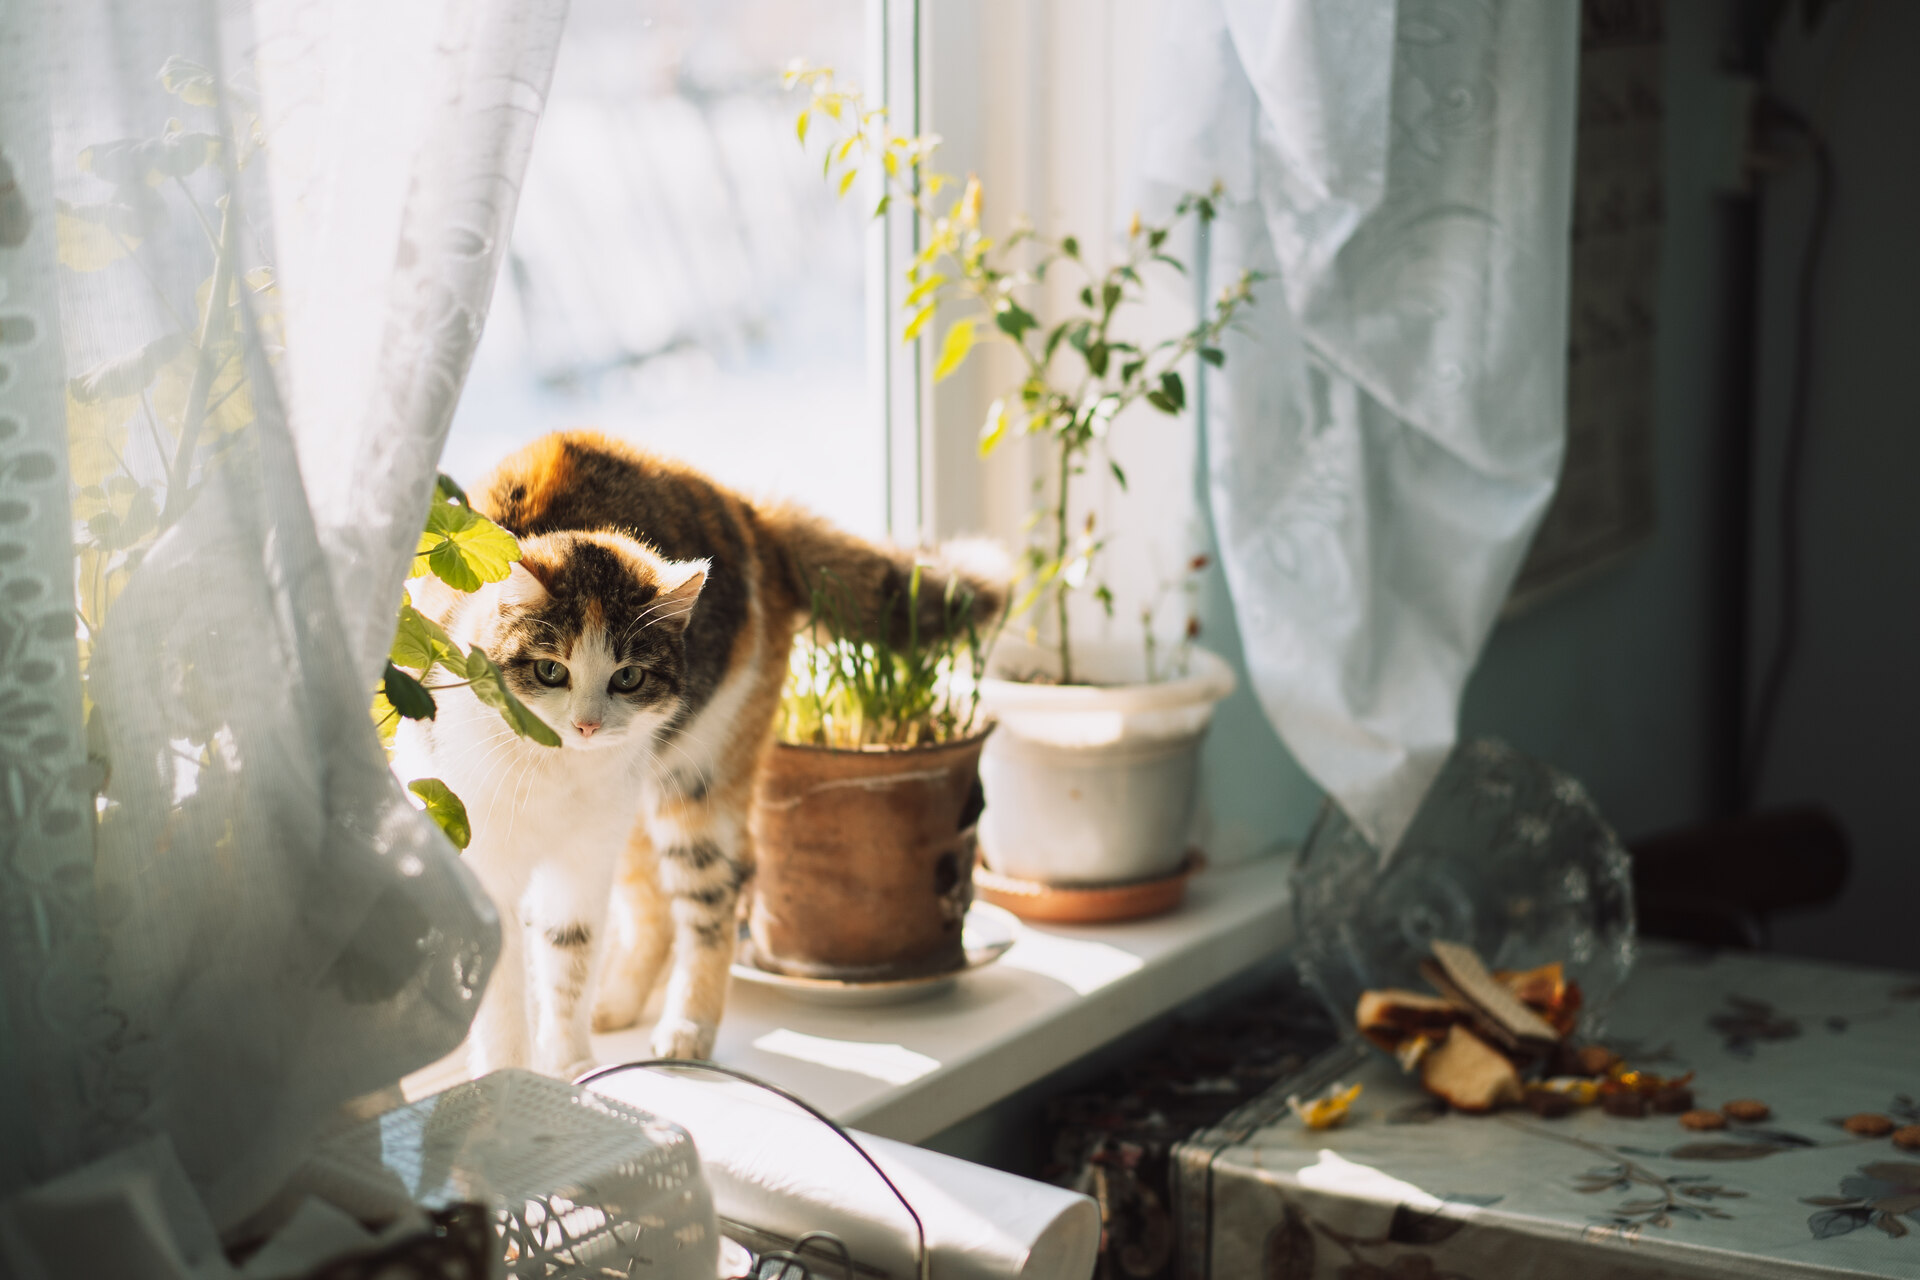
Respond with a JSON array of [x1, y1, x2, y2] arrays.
[[1428, 941, 1563, 1047], [1356, 988, 1465, 1052], [1722, 1099, 1771, 1122], [1421, 1026, 1524, 1113]]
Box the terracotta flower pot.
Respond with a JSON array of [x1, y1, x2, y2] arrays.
[[748, 726, 991, 982]]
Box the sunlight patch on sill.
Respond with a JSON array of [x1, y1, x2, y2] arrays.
[[998, 930, 1145, 996], [751, 1029, 942, 1086]]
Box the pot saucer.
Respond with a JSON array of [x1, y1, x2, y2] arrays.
[[974, 851, 1203, 924], [730, 902, 1018, 1007]]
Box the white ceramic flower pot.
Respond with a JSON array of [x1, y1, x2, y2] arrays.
[[976, 638, 1234, 885]]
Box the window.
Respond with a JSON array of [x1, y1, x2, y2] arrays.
[[444, 0, 895, 539]]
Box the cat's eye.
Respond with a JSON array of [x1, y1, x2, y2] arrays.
[[533, 659, 568, 687], [609, 666, 646, 694]]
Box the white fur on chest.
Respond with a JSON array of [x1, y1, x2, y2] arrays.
[[393, 688, 643, 878]]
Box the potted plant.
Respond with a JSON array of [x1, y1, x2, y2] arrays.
[[749, 566, 995, 980], [789, 66, 1254, 896]]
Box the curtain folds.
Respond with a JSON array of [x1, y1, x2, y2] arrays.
[[0, 0, 564, 1227], [1140, 0, 1580, 854]]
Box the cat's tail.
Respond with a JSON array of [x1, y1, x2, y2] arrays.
[[757, 502, 1009, 647]]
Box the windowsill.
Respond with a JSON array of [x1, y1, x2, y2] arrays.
[[405, 853, 1296, 1142]]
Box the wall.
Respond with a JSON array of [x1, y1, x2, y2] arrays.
[[1745, 0, 1920, 971], [928, 0, 1740, 867]]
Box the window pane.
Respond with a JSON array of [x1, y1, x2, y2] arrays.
[[444, 0, 881, 536]]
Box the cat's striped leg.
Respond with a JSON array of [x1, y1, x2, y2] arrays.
[[645, 780, 751, 1060], [592, 824, 674, 1033], [524, 856, 617, 1078]]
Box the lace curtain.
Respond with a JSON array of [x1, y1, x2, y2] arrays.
[[0, 0, 564, 1229], [1139, 0, 1579, 854]]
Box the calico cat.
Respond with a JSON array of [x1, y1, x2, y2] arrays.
[[394, 430, 1002, 1076]]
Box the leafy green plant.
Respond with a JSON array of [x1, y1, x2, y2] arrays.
[[777, 565, 990, 750], [786, 64, 1259, 685], [373, 474, 561, 848]]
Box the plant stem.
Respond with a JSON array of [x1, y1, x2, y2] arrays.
[[159, 196, 238, 529], [1055, 436, 1073, 684]]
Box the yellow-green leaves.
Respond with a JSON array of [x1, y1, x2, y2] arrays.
[[390, 602, 466, 678], [933, 318, 974, 382], [979, 398, 1009, 457], [838, 168, 858, 198], [904, 273, 946, 309], [408, 778, 471, 849], [903, 303, 937, 344], [466, 648, 562, 747], [796, 110, 810, 146], [414, 500, 519, 591], [159, 55, 218, 107]]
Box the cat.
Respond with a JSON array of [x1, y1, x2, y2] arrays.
[[393, 430, 1003, 1077]]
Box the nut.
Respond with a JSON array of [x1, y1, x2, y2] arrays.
[[1679, 1109, 1727, 1131], [1572, 1045, 1620, 1077], [1844, 1113, 1896, 1137], [1893, 1126, 1920, 1151], [1601, 1089, 1647, 1118], [1526, 1089, 1575, 1119], [1651, 1087, 1696, 1115], [1721, 1099, 1771, 1122]]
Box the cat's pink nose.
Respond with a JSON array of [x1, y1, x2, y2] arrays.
[[574, 720, 600, 739]]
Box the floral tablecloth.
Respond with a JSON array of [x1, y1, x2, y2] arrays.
[[1175, 945, 1920, 1279]]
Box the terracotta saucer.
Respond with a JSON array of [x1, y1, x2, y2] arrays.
[[973, 852, 1204, 924]]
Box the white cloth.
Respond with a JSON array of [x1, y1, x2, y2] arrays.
[[587, 1069, 1101, 1280], [0, 0, 562, 1228], [1138, 0, 1579, 854]]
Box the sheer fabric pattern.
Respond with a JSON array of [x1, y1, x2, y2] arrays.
[[1139, 0, 1579, 854], [0, 0, 564, 1227]]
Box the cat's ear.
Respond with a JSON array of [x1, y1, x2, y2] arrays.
[[501, 559, 551, 609], [651, 559, 708, 635]]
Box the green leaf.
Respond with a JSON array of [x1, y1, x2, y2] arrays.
[[903, 302, 937, 343], [414, 501, 521, 591], [390, 603, 466, 678], [1200, 346, 1225, 368], [1120, 358, 1146, 384], [933, 318, 975, 382], [994, 300, 1039, 340], [1067, 321, 1093, 354], [1078, 286, 1095, 308], [1094, 583, 1115, 616], [1145, 390, 1177, 414], [466, 648, 562, 747], [904, 273, 947, 308], [371, 688, 399, 745], [383, 661, 436, 721], [1044, 322, 1073, 363], [1085, 341, 1109, 377], [434, 472, 469, 506], [1109, 459, 1128, 490], [978, 398, 1009, 457], [158, 55, 218, 106], [1101, 281, 1123, 312], [1060, 235, 1080, 258], [409, 778, 471, 849], [873, 193, 891, 219], [1159, 370, 1186, 412]]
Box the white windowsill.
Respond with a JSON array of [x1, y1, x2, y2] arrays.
[[405, 853, 1297, 1143]]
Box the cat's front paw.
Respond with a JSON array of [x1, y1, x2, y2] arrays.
[[592, 987, 643, 1033], [650, 1017, 716, 1061]]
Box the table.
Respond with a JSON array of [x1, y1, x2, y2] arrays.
[[1176, 945, 1920, 1280]]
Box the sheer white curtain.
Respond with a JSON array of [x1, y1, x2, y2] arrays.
[[0, 0, 564, 1229], [1140, 0, 1579, 854]]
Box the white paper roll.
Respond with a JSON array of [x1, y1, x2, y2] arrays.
[[584, 1069, 1098, 1280]]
